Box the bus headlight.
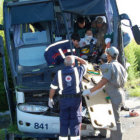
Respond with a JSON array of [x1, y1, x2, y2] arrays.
[[18, 104, 48, 113]]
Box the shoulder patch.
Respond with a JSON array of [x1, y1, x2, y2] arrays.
[[102, 68, 109, 73]]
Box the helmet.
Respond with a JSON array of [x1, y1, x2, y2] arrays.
[[106, 47, 119, 58], [100, 53, 107, 63]]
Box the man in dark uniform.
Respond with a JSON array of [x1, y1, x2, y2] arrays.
[[49, 55, 88, 140]]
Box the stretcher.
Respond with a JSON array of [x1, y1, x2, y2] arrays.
[[82, 63, 117, 130]]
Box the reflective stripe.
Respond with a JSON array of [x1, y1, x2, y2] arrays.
[[58, 48, 65, 58], [67, 49, 75, 52], [59, 136, 68, 140], [45, 40, 69, 52], [83, 64, 87, 75], [74, 67, 80, 93], [58, 70, 63, 94], [72, 49, 75, 52], [50, 84, 58, 89], [67, 49, 71, 52]]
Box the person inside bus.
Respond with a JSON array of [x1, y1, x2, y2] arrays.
[[74, 16, 89, 38], [79, 29, 97, 59], [95, 16, 108, 51], [91, 20, 97, 35]]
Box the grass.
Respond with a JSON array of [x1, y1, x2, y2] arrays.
[[129, 87, 140, 97], [0, 129, 5, 140], [125, 78, 140, 97], [0, 123, 23, 140]]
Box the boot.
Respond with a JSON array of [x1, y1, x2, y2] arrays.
[[59, 136, 68, 140], [70, 135, 80, 140]]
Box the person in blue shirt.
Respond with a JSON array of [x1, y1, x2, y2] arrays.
[[48, 55, 88, 140]]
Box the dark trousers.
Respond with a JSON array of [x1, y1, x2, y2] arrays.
[[59, 97, 82, 137]]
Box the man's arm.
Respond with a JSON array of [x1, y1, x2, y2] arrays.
[[90, 78, 108, 93], [49, 88, 56, 99], [75, 56, 88, 65]]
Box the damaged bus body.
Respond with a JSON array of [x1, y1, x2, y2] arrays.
[[0, 0, 140, 139]]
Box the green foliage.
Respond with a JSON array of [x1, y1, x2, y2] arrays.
[[0, 2, 9, 111], [124, 40, 140, 97], [134, 44, 140, 71], [129, 87, 140, 97], [0, 129, 5, 140], [124, 40, 140, 80]]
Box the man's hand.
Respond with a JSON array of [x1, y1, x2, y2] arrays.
[[82, 89, 91, 96], [48, 98, 54, 108]]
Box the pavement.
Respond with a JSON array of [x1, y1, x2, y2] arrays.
[[87, 97, 140, 140], [121, 97, 140, 140]]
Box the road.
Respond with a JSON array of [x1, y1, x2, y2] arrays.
[[122, 97, 140, 140]]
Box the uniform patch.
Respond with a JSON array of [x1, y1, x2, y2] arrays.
[[65, 75, 72, 82], [102, 68, 109, 73]]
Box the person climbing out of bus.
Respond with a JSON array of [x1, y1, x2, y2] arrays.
[[48, 55, 88, 140]]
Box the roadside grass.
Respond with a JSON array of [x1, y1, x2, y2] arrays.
[[0, 129, 5, 140], [125, 78, 140, 97], [0, 124, 23, 140], [124, 40, 140, 97]]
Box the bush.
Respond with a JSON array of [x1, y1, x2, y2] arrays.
[[0, 1, 9, 111], [124, 40, 140, 80]]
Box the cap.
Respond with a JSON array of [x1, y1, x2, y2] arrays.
[[96, 16, 103, 24], [106, 47, 119, 58]]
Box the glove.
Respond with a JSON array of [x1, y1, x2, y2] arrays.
[[82, 89, 91, 96], [105, 38, 111, 45], [48, 98, 54, 108]]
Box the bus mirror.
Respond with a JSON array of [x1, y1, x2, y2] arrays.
[[132, 25, 140, 45]]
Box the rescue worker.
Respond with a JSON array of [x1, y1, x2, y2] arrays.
[[48, 55, 88, 140], [44, 33, 80, 66], [83, 47, 128, 140]]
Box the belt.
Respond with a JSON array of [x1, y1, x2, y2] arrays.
[[59, 93, 81, 98]]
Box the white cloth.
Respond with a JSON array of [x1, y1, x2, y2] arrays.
[[79, 37, 97, 48], [48, 98, 54, 108]]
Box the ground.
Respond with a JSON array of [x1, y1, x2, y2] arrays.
[[122, 97, 140, 140]]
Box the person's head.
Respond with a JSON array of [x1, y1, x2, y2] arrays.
[[84, 29, 93, 44], [100, 53, 108, 64], [77, 16, 85, 28], [85, 29, 93, 36], [96, 16, 104, 28], [71, 33, 80, 48], [64, 56, 75, 66], [106, 47, 119, 62]]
